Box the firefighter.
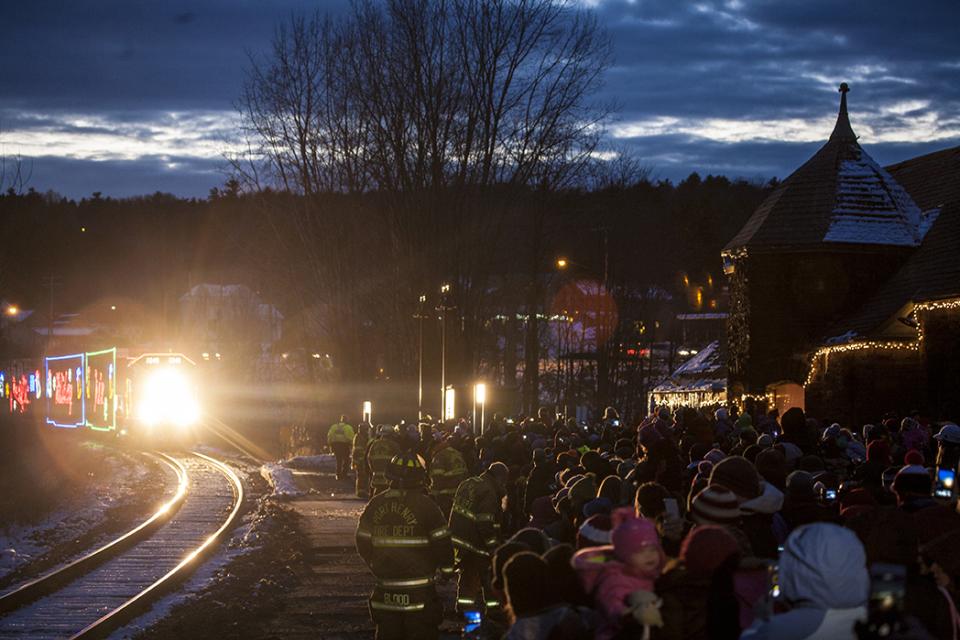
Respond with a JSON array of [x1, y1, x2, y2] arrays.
[[353, 422, 371, 498], [448, 461, 509, 614], [366, 425, 401, 498], [328, 415, 355, 481], [355, 453, 454, 640], [428, 433, 468, 517]]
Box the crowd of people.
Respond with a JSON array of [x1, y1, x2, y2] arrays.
[[342, 404, 960, 640]]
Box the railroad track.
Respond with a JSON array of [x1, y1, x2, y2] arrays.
[[0, 451, 244, 639]]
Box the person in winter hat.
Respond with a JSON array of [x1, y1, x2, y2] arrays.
[[653, 525, 742, 640], [714, 407, 734, 440], [892, 465, 936, 513], [782, 470, 836, 530], [741, 523, 869, 640], [502, 551, 594, 640], [492, 541, 531, 604], [903, 449, 924, 466], [709, 456, 784, 558], [578, 513, 613, 548], [755, 448, 787, 490], [572, 508, 665, 639], [542, 543, 592, 609], [690, 485, 742, 528], [899, 417, 928, 453]]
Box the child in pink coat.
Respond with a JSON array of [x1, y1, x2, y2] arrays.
[[572, 508, 666, 639]]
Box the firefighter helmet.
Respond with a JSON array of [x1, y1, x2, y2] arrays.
[[386, 453, 427, 485]]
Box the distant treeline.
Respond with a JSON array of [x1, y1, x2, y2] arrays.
[[0, 174, 771, 400], [0, 174, 770, 312]]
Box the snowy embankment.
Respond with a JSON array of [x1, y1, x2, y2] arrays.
[[259, 454, 336, 498], [0, 449, 158, 580]]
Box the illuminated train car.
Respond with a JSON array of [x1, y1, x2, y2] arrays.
[[124, 352, 200, 440], [1, 348, 201, 442], [0, 360, 43, 415]]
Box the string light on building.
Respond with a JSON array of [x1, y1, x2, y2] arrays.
[[804, 296, 960, 387], [804, 340, 920, 386]]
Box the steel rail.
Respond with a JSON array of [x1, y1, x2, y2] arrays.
[[70, 451, 245, 639], [0, 453, 189, 614]]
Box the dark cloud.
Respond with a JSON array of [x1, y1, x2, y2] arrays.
[[1, 0, 958, 196]]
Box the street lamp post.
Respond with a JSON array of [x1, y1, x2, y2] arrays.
[[414, 294, 427, 420], [444, 386, 455, 422], [474, 383, 487, 436], [438, 284, 452, 420]]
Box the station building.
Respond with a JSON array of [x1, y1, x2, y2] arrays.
[[722, 84, 960, 423]]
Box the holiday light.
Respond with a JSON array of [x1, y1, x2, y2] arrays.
[[85, 348, 117, 431], [45, 352, 85, 428], [804, 296, 960, 387]]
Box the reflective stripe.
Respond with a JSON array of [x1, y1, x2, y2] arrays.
[[378, 575, 434, 588], [484, 537, 498, 547], [457, 597, 478, 605], [439, 566, 455, 574], [372, 536, 431, 547], [485, 600, 500, 608], [429, 527, 451, 540], [452, 505, 495, 522], [356, 529, 373, 539], [451, 536, 490, 556], [371, 601, 426, 612]]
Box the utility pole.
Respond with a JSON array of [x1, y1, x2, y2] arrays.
[[40, 275, 62, 350]]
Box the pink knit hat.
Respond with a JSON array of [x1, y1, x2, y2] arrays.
[[610, 507, 663, 565]]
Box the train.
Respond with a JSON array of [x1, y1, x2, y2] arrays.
[[1, 348, 201, 440]]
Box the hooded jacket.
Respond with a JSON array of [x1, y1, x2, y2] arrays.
[[571, 546, 659, 640], [738, 482, 786, 557], [741, 523, 868, 640], [572, 512, 666, 640]]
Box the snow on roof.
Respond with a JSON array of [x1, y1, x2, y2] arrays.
[[673, 340, 722, 376], [918, 207, 942, 239], [726, 84, 928, 251], [652, 377, 726, 394], [824, 152, 924, 246]]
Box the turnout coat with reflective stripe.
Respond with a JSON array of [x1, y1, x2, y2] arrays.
[[448, 473, 503, 557], [429, 444, 468, 497], [352, 432, 370, 469], [356, 488, 455, 587], [366, 437, 401, 489]]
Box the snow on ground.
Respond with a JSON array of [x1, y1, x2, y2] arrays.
[[0, 448, 160, 580], [283, 454, 335, 472], [260, 464, 301, 498], [260, 454, 336, 498]]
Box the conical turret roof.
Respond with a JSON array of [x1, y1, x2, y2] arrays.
[[725, 84, 924, 251]]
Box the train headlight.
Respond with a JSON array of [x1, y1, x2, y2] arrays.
[[138, 368, 200, 428]]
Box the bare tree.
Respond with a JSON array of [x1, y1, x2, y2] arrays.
[[234, 0, 612, 388]]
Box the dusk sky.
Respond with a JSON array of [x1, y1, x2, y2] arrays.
[[2, 0, 958, 199]]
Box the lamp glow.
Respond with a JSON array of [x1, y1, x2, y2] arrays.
[[444, 387, 455, 421], [362, 400, 372, 423]]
